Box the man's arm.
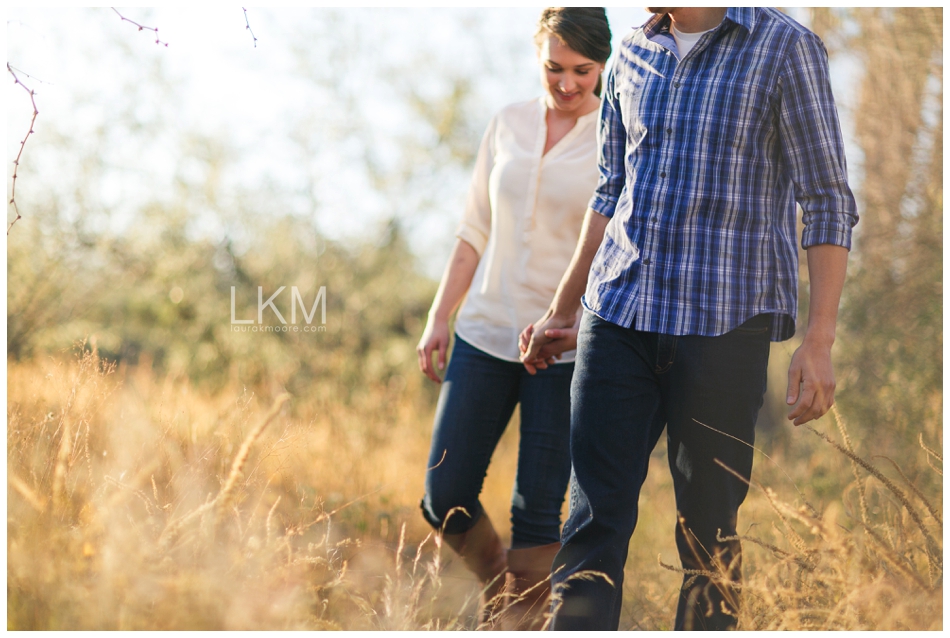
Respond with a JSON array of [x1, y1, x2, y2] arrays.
[[786, 244, 848, 425], [778, 32, 858, 425], [520, 53, 625, 373], [520, 208, 609, 373]]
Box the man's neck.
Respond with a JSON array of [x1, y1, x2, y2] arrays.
[[668, 8, 727, 34]]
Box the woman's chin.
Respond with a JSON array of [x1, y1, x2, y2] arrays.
[[549, 92, 583, 113]]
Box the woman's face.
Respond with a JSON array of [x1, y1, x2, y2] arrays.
[[538, 34, 603, 114]]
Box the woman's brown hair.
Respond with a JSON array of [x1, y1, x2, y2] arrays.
[[536, 8, 612, 96]]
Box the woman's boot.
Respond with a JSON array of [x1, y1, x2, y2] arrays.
[[441, 512, 508, 627], [502, 542, 561, 630]]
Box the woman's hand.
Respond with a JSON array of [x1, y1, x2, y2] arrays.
[[415, 239, 480, 384], [519, 314, 580, 375], [417, 317, 452, 383]]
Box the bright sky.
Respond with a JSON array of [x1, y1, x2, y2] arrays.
[[6, 7, 858, 277]]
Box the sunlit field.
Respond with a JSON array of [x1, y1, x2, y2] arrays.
[[7, 346, 941, 630], [7, 7, 942, 632]]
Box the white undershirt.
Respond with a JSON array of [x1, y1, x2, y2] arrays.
[[672, 23, 714, 58]]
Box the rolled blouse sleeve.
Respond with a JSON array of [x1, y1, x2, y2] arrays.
[[455, 116, 497, 257]]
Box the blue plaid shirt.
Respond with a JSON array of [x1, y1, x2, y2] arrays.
[[584, 8, 858, 341]]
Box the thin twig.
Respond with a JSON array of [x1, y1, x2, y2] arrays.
[[111, 7, 169, 47], [6, 65, 50, 85], [873, 454, 942, 529], [861, 522, 931, 590], [217, 393, 291, 513], [717, 532, 813, 569], [159, 393, 290, 547], [657, 556, 733, 583], [9, 472, 47, 513], [918, 433, 942, 462], [805, 424, 941, 565], [714, 459, 811, 557], [105, 475, 157, 515], [243, 8, 258, 48], [6, 63, 38, 234], [692, 418, 819, 517], [428, 449, 447, 471], [832, 406, 870, 529], [919, 434, 942, 478]]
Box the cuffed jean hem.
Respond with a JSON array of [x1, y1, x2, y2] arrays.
[[419, 495, 485, 536]]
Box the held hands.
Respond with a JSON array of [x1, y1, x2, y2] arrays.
[[416, 317, 451, 384], [786, 336, 836, 426], [519, 312, 579, 375]]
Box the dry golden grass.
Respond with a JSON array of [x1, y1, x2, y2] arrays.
[[7, 349, 943, 630]]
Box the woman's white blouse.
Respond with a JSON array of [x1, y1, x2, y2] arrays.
[[454, 97, 600, 363]]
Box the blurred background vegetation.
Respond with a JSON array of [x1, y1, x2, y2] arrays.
[[6, 7, 942, 631], [8, 6, 941, 462]]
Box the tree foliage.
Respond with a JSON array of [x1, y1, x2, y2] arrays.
[[811, 8, 942, 453]]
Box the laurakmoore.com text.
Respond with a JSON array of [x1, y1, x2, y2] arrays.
[[230, 286, 326, 333]]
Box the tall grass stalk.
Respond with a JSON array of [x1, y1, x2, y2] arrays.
[[7, 352, 942, 630]]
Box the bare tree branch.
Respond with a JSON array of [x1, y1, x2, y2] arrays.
[[7, 63, 39, 234], [111, 7, 169, 47], [243, 8, 258, 48]]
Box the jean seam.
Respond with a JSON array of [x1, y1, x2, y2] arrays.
[[655, 335, 677, 374]]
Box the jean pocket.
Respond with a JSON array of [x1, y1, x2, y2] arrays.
[[730, 314, 771, 335]]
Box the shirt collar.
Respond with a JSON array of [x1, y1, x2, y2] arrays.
[[725, 7, 756, 33], [642, 7, 757, 38]]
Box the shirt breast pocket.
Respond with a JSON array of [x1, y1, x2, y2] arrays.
[[619, 78, 649, 146]]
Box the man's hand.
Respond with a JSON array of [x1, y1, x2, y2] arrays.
[[519, 312, 578, 375], [786, 337, 835, 425], [787, 244, 849, 426], [518, 208, 609, 374]]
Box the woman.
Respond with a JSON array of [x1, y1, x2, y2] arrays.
[[416, 8, 611, 630]]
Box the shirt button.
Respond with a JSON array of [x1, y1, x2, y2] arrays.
[[666, 127, 673, 134], [674, 81, 681, 88], [643, 258, 651, 265], [659, 171, 667, 178]]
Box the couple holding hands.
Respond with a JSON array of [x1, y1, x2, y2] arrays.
[[416, 7, 857, 631]]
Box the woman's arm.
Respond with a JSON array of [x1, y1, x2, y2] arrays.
[[520, 208, 609, 373], [416, 238, 480, 383]]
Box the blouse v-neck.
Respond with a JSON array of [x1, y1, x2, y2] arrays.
[[538, 97, 600, 159]]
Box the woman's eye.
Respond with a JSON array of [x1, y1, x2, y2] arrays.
[[577, 70, 590, 76]]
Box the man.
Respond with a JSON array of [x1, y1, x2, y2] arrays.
[[520, 7, 858, 631]]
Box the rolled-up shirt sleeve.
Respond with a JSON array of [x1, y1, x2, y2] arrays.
[[588, 62, 627, 219], [778, 31, 859, 250], [455, 116, 496, 256]]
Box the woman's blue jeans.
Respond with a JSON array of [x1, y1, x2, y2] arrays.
[[550, 311, 771, 631], [421, 335, 574, 549]]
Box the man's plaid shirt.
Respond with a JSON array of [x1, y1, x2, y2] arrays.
[[584, 7, 858, 341]]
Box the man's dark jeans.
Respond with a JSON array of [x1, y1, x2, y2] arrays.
[[550, 310, 771, 631]]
